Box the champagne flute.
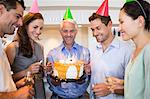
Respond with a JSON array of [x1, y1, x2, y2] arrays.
[[25, 71, 34, 86], [91, 84, 96, 99], [105, 72, 116, 99], [44, 61, 53, 76], [82, 48, 90, 64], [39, 59, 52, 76], [91, 76, 100, 99]]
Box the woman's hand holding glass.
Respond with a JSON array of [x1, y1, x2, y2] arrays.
[[106, 76, 124, 95], [26, 62, 41, 74]]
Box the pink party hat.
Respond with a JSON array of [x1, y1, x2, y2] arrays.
[[96, 0, 109, 16], [29, 0, 39, 13]]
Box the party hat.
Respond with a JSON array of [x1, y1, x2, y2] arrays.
[[63, 7, 73, 20], [29, 0, 39, 13], [96, 0, 109, 16], [126, 0, 135, 3]]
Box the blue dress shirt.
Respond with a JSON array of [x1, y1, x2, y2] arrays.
[[90, 37, 133, 99], [47, 42, 90, 98]]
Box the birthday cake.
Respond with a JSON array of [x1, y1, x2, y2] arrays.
[[52, 58, 84, 80]]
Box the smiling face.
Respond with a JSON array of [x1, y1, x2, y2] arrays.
[[119, 9, 139, 41], [60, 21, 77, 47], [90, 18, 112, 43], [1, 2, 24, 35], [27, 19, 44, 40]]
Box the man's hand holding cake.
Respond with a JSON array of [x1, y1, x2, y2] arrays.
[[50, 57, 85, 80], [46, 8, 90, 98]]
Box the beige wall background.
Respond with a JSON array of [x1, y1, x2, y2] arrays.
[[39, 25, 89, 59]]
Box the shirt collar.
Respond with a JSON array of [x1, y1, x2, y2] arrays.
[[60, 42, 78, 51], [96, 36, 120, 49]]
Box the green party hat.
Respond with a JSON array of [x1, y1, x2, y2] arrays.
[[126, 0, 135, 3], [63, 7, 73, 20]]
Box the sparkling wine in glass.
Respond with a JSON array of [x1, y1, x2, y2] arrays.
[[25, 71, 33, 86]]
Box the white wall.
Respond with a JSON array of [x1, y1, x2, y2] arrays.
[[39, 26, 88, 58], [24, 0, 125, 25], [25, 0, 125, 8]]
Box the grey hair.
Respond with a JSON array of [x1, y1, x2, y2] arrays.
[[59, 19, 78, 31]]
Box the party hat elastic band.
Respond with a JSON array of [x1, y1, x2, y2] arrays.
[[96, 0, 109, 16], [29, 0, 39, 13], [63, 7, 73, 20], [125, 0, 147, 18]]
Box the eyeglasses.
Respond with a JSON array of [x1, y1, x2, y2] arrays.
[[61, 29, 77, 33]]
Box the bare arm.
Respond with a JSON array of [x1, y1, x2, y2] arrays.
[[0, 92, 14, 99], [5, 42, 17, 65], [5, 42, 27, 81], [13, 69, 28, 82], [5, 42, 41, 82], [0, 86, 34, 99], [13, 62, 41, 82]]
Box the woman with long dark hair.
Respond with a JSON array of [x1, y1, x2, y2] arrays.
[[5, 12, 45, 99]]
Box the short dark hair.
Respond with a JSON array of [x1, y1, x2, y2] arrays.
[[0, 0, 25, 11], [0, 0, 16, 11], [121, 0, 150, 31], [89, 13, 111, 26], [16, 0, 25, 10]]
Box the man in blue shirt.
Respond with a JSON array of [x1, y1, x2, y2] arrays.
[[46, 8, 90, 99], [88, 0, 133, 99]]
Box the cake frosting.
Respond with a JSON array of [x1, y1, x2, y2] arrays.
[[52, 57, 84, 80]]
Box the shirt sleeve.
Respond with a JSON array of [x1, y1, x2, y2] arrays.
[[143, 46, 150, 99], [46, 50, 54, 63]]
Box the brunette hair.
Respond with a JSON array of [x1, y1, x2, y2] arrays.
[[89, 13, 111, 26], [17, 13, 44, 58]]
